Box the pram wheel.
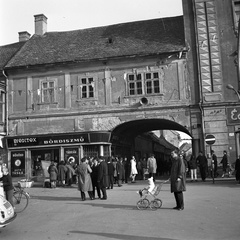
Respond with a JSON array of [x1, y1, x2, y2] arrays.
[[149, 198, 162, 210], [137, 199, 149, 210]]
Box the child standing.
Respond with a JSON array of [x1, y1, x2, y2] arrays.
[[0, 165, 14, 207]]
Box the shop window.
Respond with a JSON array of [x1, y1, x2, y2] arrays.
[[0, 91, 5, 123], [40, 78, 57, 103], [83, 145, 99, 158], [127, 71, 162, 96], [78, 76, 95, 99]]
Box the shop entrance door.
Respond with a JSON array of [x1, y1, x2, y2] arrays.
[[31, 148, 60, 178]]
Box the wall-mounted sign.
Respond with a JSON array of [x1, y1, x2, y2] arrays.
[[11, 151, 25, 177], [64, 148, 79, 164], [7, 133, 89, 148], [7, 132, 111, 148], [227, 107, 240, 125]]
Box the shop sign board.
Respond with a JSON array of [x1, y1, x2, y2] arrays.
[[227, 107, 240, 125], [7, 133, 89, 148], [11, 151, 25, 177]]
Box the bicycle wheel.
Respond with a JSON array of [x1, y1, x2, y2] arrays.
[[149, 198, 162, 210], [136, 199, 149, 210], [13, 191, 29, 213]]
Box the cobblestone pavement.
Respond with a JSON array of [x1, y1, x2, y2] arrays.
[[0, 177, 239, 240]]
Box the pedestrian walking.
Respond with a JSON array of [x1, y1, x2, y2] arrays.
[[196, 151, 208, 182], [65, 161, 76, 186], [0, 166, 14, 207], [90, 157, 101, 199], [58, 160, 67, 186], [97, 156, 108, 200], [141, 157, 148, 180], [123, 157, 130, 183], [48, 160, 58, 188], [211, 150, 218, 177], [189, 154, 197, 182], [130, 156, 138, 183], [170, 149, 186, 211], [107, 157, 114, 189], [235, 156, 240, 184], [147, 154, 157, 182], [116, 158, 123, 186], [220, 150, 228, 178], [75, 157, 93, 201]]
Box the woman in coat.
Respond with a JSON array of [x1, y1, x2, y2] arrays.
[[130, 156, 138, 183], [170, 149, 186, 211], [75, 157, 93, 201], [58, 161, 67, 186], [48, 160, 58, 188]]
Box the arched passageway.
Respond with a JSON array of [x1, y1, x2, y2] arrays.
[[111, 118, 192, 179], [111, 118, 192, 139]]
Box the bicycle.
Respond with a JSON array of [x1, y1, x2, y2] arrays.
[[13, 185, 30, 213]]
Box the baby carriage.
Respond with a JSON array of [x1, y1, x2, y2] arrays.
[[136, 179, 168, 210]]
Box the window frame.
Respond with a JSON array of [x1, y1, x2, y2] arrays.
[[127, 71, 163, 96], [39, 78, 58, 104], [77, 76, 96, 100]]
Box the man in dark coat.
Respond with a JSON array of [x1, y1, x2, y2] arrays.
[[235, 156, 240, 184], [107, 157, 114, 189], [211, 150, 218, 177], [98, 156, 108, 200], [170, 149, 186, 211], [196, 151, 208, 181], [91, 158, 101, 199], [220, 150, 228, 178]]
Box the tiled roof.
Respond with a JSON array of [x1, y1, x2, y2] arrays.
[[5, 15, 185, 68], [0, 42, 26, 70]]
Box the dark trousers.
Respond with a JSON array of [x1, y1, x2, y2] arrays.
[[92, 181, 101, 198], [80, 191, 86, 201], [149, 172, 156, 182], [100, 187, 107, 199], [108, 175, 114, 189], [199, 166, 207, 181], [5, 189, 14, 207], [174, 191, 184, 209]]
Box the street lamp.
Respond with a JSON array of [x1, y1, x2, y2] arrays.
[[226, 84, 240, 101]]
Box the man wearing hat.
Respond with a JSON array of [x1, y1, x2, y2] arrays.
[[97, 156, 108, 200]]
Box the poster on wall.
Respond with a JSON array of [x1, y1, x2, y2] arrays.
[[64, 148, 79, 165], [11, 151, 25, 177]]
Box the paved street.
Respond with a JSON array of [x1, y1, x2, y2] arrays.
[[0, 178, 239, 240]]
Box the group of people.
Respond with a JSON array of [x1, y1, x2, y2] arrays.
[[47, 159, 76, 188]]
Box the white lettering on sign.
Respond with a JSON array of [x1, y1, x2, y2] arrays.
[[13, 138, 37, 144], [230, 108, 240, 121], [43, 137, 85, 145]]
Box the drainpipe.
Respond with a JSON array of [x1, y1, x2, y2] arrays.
[[2, 70, 8, 136]]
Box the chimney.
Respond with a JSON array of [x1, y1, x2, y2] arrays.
[[34, 14, 47, 35], [18, 31, 31, 42]]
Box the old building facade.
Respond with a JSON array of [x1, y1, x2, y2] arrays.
[[1, 0, 240, 179]]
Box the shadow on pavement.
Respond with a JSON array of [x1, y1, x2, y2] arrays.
[[68, 230, 176, 240]]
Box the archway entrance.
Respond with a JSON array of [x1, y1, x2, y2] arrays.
[[111, 118, 192, 178]]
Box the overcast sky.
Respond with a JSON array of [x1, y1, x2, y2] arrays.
[[0, 0, 183, 46]]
